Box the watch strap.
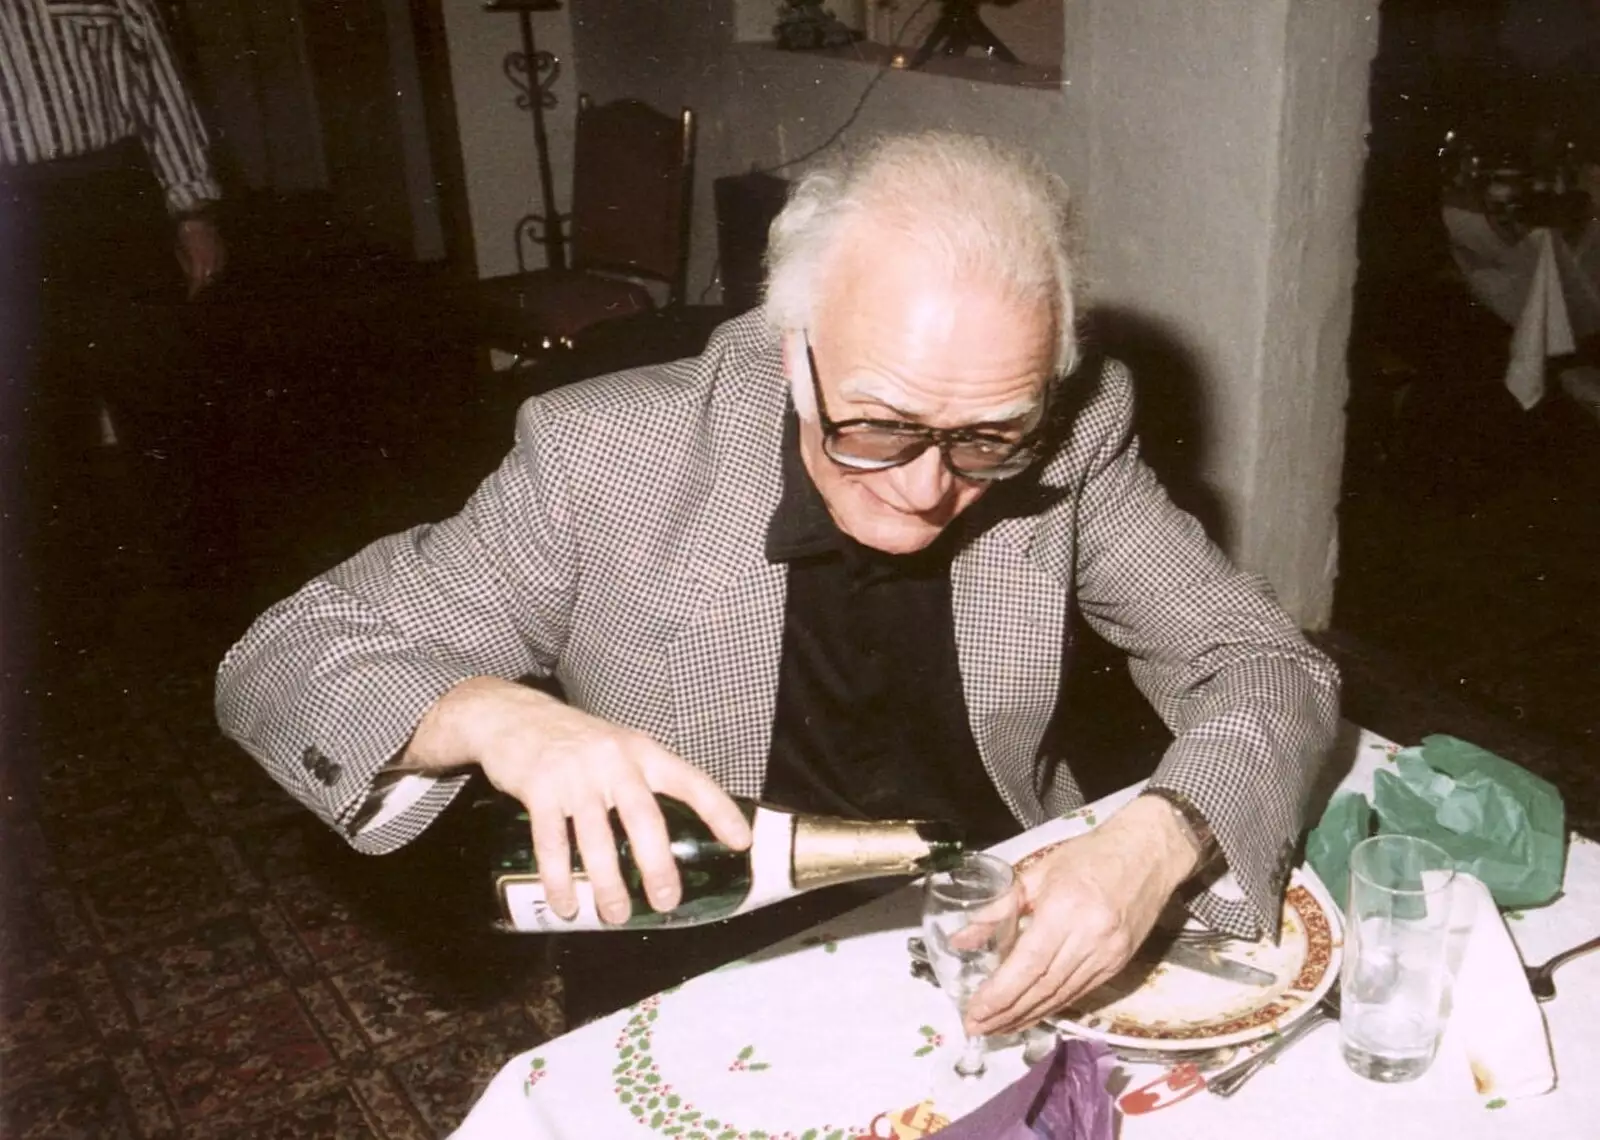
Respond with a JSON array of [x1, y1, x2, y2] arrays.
[[1139, 785, 1220, 870]]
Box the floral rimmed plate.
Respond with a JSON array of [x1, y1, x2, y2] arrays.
[[1015, 841, 1343, 1052]]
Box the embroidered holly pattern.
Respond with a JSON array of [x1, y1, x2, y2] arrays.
[[728, 1045, 770, 1072], [912, 1025, 944, 1058], [523, 1056, 546, 1093], [798, 933, 839, 954], [611, 993, 868, 1139], [1063, 805, 1098, 826]]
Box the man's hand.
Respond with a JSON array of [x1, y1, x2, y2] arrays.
[[405, 677, 752, 926], [963, 795, 1204, 1035], [175, 216, 226, 298]]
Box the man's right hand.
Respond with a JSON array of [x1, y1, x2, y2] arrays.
[[403, 676, 752, 925]]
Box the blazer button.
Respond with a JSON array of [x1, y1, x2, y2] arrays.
[[301, 746, 342, 785]]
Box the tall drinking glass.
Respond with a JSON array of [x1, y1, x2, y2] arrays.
[[921, 852, 1021, 1079], [1340, 834, 1457, 1082]]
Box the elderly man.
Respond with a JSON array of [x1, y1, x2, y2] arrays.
[[217, 131, 1337, 1034]]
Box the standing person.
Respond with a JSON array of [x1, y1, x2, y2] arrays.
[[217, 131, 1339, 1030], [1, 0, 228, 744]]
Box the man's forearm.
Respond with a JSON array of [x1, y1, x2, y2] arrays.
[[392, 675, 563, 774]]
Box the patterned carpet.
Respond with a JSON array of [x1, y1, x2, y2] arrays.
[[1, 604, 564, 1139]]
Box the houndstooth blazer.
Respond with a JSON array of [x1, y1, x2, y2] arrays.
[[216, 310, 1338, 937]]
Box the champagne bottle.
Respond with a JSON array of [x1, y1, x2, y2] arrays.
[[481, 795, 966, 932]]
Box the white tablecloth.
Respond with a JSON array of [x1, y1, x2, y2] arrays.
[[452, 724, 1599, 1139], [1444, 205, 1600, 409]]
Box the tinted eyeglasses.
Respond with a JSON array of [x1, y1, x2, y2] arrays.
[[803, 333, 1046, 482]]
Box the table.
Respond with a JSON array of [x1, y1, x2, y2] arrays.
[[1443, 204, 1600, 409], [452, 724, 1600, 1138]]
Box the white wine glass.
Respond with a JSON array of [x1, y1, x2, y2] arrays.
[[921, 852, 1021, 1078]]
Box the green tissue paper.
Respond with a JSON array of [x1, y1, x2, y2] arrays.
[[1307, 735, 1567, 912], [1306, 791, 1372, 912]]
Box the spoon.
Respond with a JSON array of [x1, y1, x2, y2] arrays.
[[1526, 934, 1600, 1002]]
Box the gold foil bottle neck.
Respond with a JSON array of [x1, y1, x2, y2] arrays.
[[789, 816, 953, 890]]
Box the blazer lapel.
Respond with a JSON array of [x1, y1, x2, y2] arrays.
[[661, 331, 790, 797], [952, 507, 1074, 825]]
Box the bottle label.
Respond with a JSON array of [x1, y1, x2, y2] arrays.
[[499, 874, 605, 932], [497, 806, 795, 932], [733, 805, 795, 915]]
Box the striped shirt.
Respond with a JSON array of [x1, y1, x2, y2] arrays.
[[0, 0, 220, 215]]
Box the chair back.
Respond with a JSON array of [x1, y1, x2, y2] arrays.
[[569, 96, 696, 305]]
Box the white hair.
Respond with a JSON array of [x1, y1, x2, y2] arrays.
[[762, 131, 1084, 379]]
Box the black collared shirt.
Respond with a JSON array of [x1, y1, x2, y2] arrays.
[[761, 414, 1021, 849]]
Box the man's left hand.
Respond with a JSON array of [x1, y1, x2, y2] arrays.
[[963, 795, 1204, 1036], [176, 217, 226, 298]]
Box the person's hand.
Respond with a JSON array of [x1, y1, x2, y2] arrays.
[[408, 676, 752, 925], [175, 216, 226, 298], [963, 796, 1202, 1035]]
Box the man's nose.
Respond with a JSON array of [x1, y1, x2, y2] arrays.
[[886, 445, 955, 512]]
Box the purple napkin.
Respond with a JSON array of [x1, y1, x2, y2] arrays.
[[934, 1040, 1114, 1140]]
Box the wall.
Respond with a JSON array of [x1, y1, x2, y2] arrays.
[[571, 3, 1083, 318], [733, 0, 1066, 73], [186, 0, 447, 261], [299, 0, 419, 258], [383, 0, 445, 261], [542, 0, 1377, 625], [440, 3, 578, 279], [1252, 2, 1380, 623], [1074, 2, 1379, 620], [186, 0, 327, 191]]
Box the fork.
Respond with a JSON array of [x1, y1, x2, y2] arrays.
[[1169, 928, 1237, 948], [1525, 934, 1600, 1002], [1206, 988, 1341, 1097]]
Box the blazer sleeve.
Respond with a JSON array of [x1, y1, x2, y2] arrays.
[[1070, 361, 1340, 939], [215, 398, 578, 854]]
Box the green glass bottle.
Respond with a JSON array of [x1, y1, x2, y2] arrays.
[[481, 795, 966, 932]]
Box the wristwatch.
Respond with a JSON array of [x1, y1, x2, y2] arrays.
[[1139, 786, 1220, 870]]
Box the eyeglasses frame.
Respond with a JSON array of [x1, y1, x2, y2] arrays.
[[800, 332, 1048, 483]]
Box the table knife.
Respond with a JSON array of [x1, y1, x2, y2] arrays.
[[1145, 940, 1276, 987]]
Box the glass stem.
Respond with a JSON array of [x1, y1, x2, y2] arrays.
[[955, 1032, 986, 1078]]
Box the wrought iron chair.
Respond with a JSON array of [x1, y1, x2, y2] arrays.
[[475, 95, 697, 365]]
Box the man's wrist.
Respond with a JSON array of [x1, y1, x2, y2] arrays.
[[1137, 786, 1220, 878], [392, 676, 508, 774], [174, 200, 219, 224]]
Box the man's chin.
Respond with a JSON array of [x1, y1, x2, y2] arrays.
[[841, 513, 947, 555]]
